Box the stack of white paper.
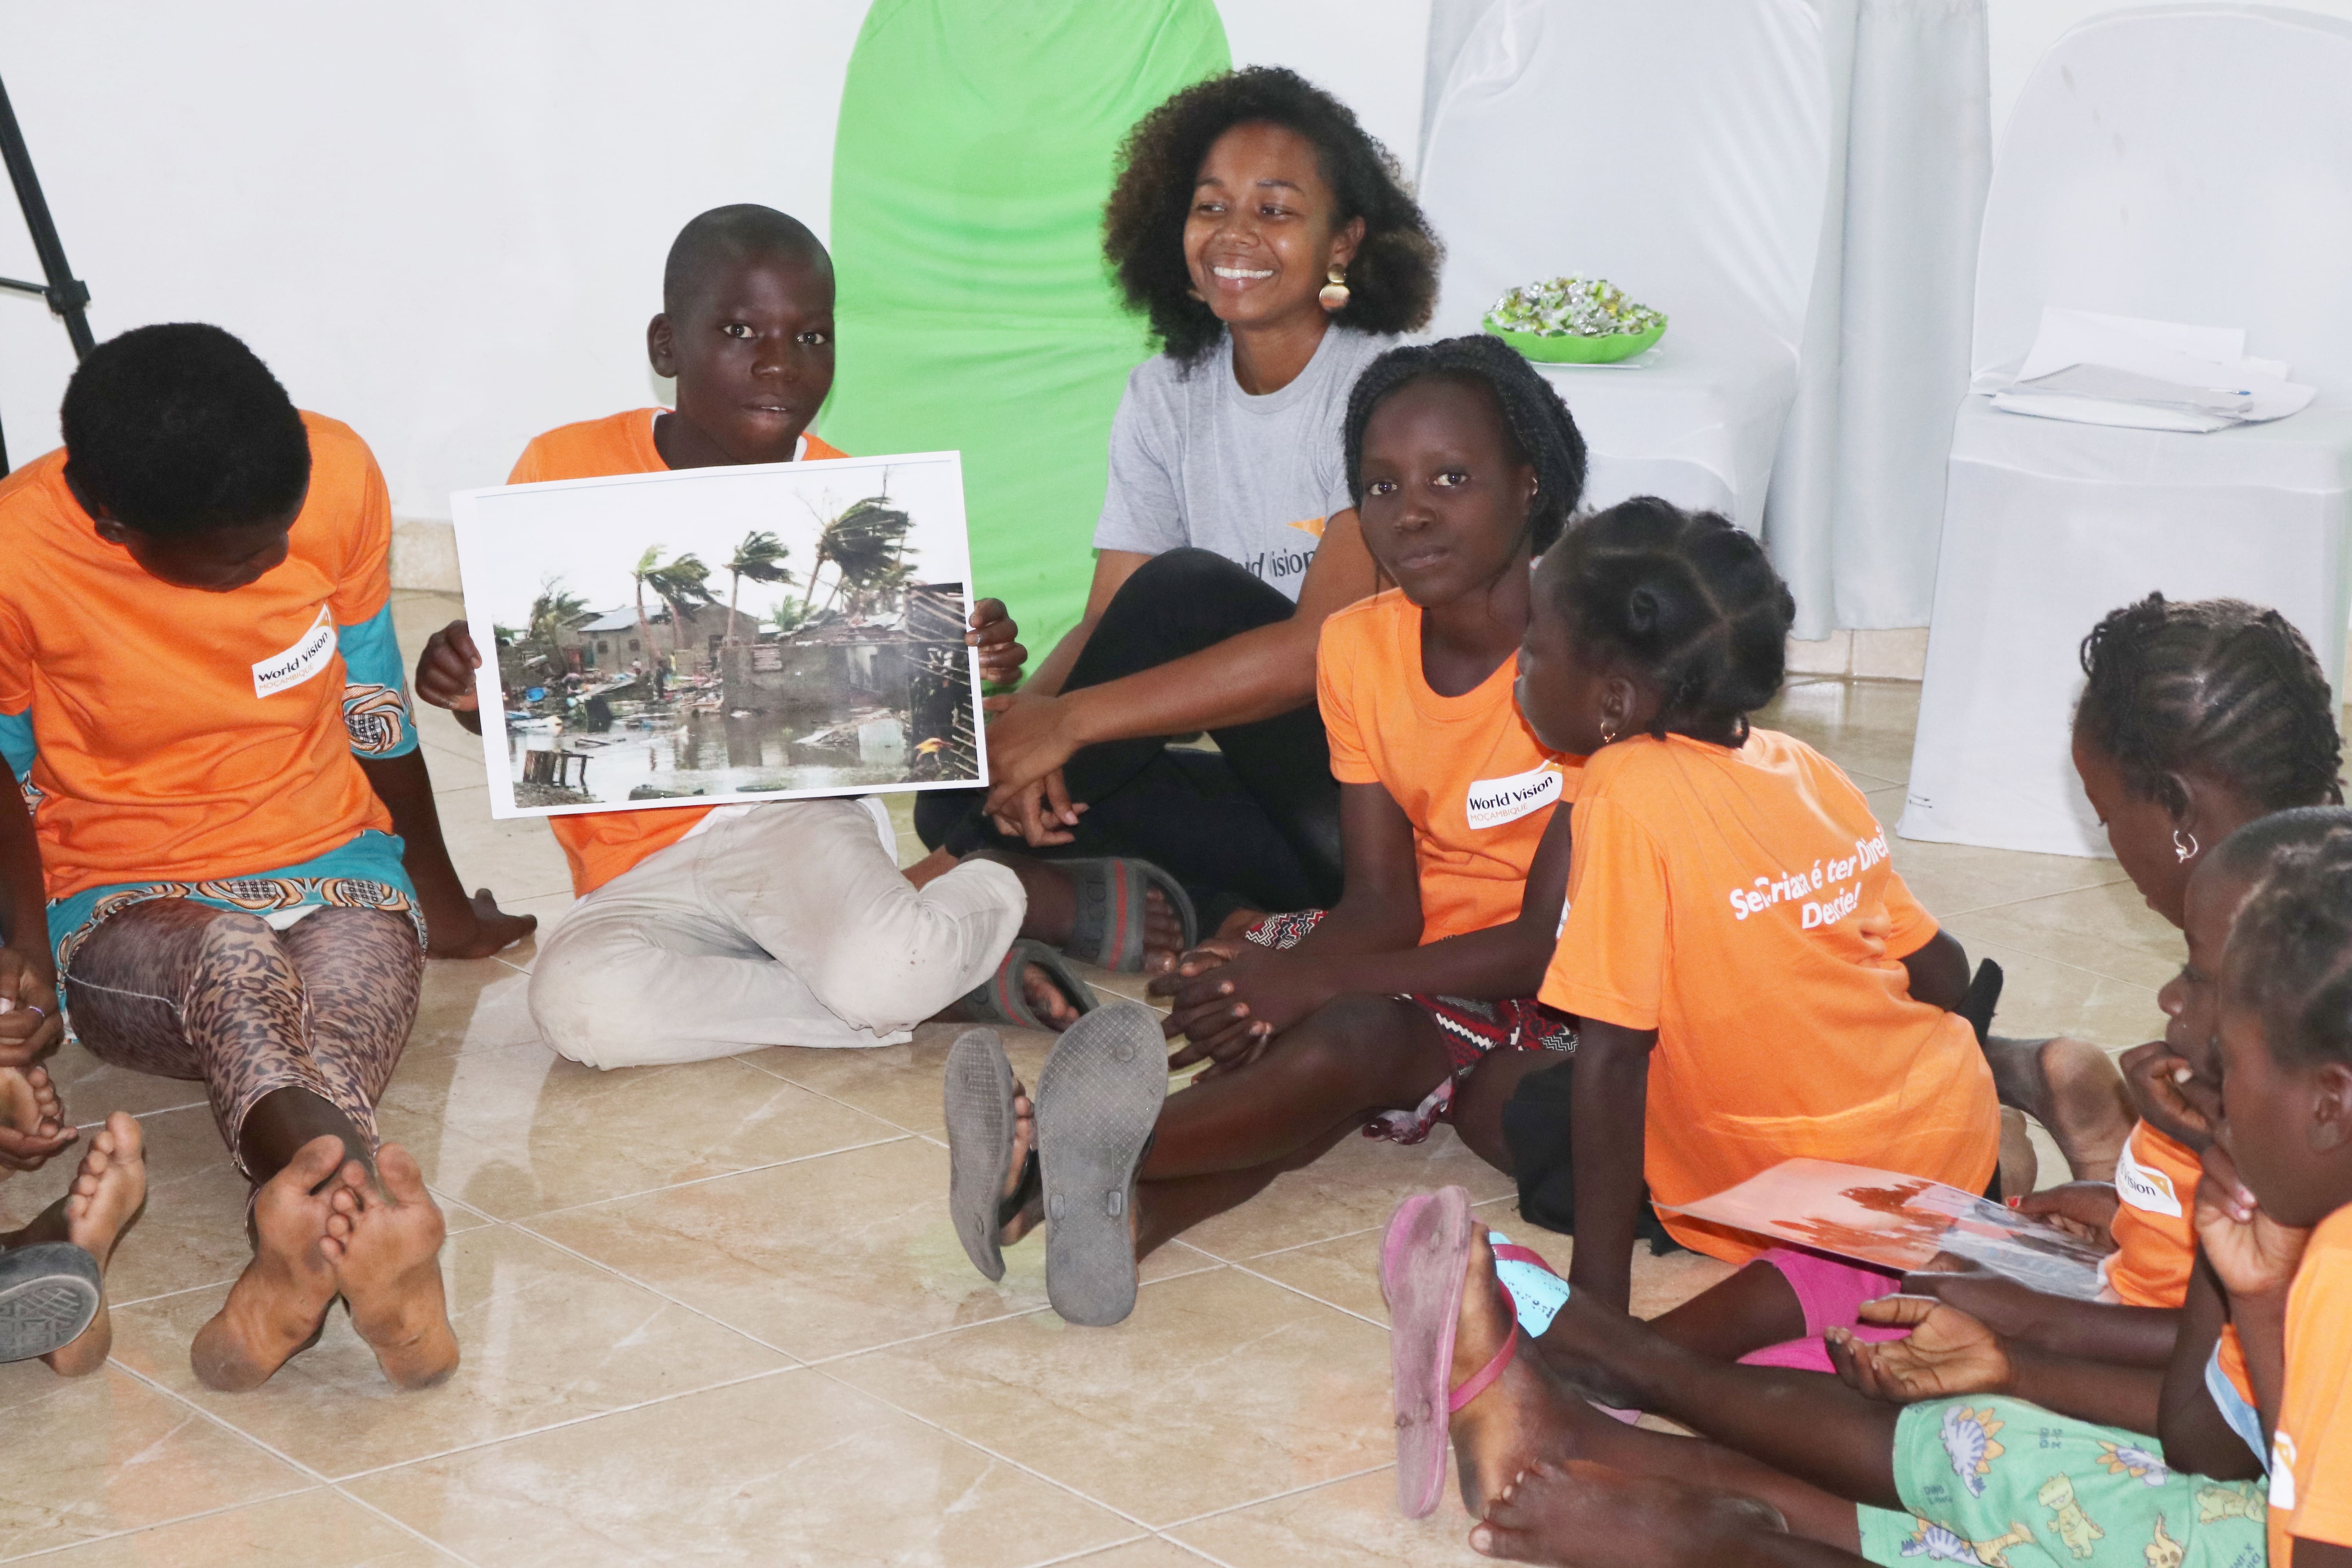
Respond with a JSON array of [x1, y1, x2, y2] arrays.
[[1974, 308, 2315, 432]]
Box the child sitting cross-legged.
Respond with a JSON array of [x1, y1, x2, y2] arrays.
[[941, 332, 1592, 1326], [415, 205, 1193, 1066]]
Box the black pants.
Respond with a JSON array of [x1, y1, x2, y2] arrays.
[[916, 549, 1344, 929]]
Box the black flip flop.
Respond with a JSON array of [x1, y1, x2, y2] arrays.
[[957, 940, 1099, 1031], [944, 1028, 1042, 1282], [1054, 858, 1198, 973], [0, 1241, 102, 1362], [1036, 1002, 1167, 1326]]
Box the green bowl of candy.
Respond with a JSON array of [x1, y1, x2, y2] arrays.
[[1483, 276, 1667, 364]]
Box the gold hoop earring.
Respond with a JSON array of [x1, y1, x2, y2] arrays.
[[2173, 828, 2199, 864], [1318, 268, 1350, 311], [1599, 717, 1620, 745]]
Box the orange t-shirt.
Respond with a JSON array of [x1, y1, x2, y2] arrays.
[[1539, 728, 1999, 1261], [2270, 1203, 2352, 1565], [0, 414, 397, 897], [2105, 1119, 2255, 1401], [505, 410, 846, 897], [1316, 590, 1581, 944]]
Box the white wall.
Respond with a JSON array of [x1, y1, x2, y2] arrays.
[[1986, 0, 2352, 144], [0, 0, 1429, 524]]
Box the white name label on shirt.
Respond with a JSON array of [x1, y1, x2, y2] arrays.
[[1466, 763, 1561, 831], [253, 608, 336, 699], [2114, 1136, 2183, 1218]]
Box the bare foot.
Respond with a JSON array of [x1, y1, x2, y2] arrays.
[[322, 1144, 457, 1389], [998, 1085, 1044, 1245], [44, 1112, 146, 1376], [1449, 1226, 1597, 1516], [1998, 1107, 2039, 1201], [191, 1134, 351, 1391], [990, 854, 1189, 974], [1983, 1035, 2133, 1183], [1470, 1459, 1789, 1566], [0, 1064, 77, 1172], [934, 965, 1083, 1032]]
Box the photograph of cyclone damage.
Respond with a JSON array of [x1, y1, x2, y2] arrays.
[[451, 451, 982, 817]]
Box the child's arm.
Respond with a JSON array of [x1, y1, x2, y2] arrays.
[[1898, 1266, 2176, 1366], [0, 772, 64, 1069], [1158, 794, 1573, 1062], [2154, 1253, 2267, 1481], [356, 753, 536, 959], [2193, 1140, 2304, 1440], [1897, 929, 1969, 1010], [1566, 1018, 1658, 1311], [415, 621, 485, 736]]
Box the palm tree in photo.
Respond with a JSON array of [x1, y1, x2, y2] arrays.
[[799, 494, 916, 616], [645, 554, 718, 655], [771, 599, 812, 639], [723, 531, 794, 644], [630, 545, 666, 671], [526, 577, 588, 651]]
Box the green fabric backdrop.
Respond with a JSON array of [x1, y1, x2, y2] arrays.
[[824, 0, 1229, 664]]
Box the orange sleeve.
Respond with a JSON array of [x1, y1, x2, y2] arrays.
[[1316, 618, 1378, 785], [0, 592, 28, 715], [1540, 794, 1668, 1030], [507, 439, 548, 486], [1880, 868, 1940, 960], [327, 439, 395, 628], [2285, 1246, 2352, 1552]]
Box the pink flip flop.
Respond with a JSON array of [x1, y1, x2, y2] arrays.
[[1379, 1187, 1523, 1519]]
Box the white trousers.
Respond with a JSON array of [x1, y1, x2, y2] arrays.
[[528, 798, 1025, 1068]]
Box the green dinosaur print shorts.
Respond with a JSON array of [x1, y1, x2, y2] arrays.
[[1853, 1398, 2265, 1567]]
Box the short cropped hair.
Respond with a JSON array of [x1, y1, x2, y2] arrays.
[[60, 323, 310, 536], [1104, 67, 1439, 364], [662, 204, 830, 316], [2076, 594, 2343, 817], [1547, 497, 1795, 743], [1342, 334, 1588, 554]]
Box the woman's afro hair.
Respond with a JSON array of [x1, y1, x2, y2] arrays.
[[1103, 66, 1440, 364]]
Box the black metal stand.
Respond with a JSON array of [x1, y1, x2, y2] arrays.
[[0, 71, 92, 474]]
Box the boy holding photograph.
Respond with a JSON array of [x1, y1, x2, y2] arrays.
[[416, 205, 1189, 1065]]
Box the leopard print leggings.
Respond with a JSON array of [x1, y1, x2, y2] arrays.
[[62, 900, 423, 1181]]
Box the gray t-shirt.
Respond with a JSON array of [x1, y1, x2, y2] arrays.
[[1092, 325, 1393, 601]]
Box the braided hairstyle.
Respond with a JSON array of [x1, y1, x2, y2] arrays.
[[1341, 334, 1589, 554], [2076, 595, 2344, 816], [1103, 67, 1440, 365], [2224, 826, 2352, 1070], [1547, 497, 1795, 743]]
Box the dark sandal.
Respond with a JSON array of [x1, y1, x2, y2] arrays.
[[1054, 858, 1198, 973], [945, 1027, 1038, 1282], [956, 940, 1099, 1031], [1036, 1002, 1168, 1327]]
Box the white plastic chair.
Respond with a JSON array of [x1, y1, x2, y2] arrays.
[[1416, 0, 1835, 530], [1901, 4, 2352, 857]]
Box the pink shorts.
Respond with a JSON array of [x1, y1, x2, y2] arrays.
[[1735, 1249, 1910, 1374]]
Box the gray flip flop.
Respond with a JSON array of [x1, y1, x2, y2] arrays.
[[0, 1241, 101, 1362], [956, 940, 1099, 1031], [1056, 858, 1198, 973], [1035, 1001, 1168, 1327], [944, 1027, 1037, 1282]]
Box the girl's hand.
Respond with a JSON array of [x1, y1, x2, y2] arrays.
[[415, 621, 482, 712], [0, 1063, 75, 1171], [1826, 1296, 2012, 1403], [1145, 938, 1246, 999], [2195, 1140, 2310, 1300], [966, 599, 1026, 688], [2014, 1181, 2123, 1250], [1160, 947, 1338, 1065], [2120, 1040, 2218, 1151], [981, 693, 1083, 840], [0, 945, 63, 1067]]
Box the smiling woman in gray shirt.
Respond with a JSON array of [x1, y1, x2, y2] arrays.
[[914, 67, 1441, 933]]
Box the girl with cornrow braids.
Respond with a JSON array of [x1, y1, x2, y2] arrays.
[[1511, 497, 2002, 1333], [944, 336, 1594, 1324]]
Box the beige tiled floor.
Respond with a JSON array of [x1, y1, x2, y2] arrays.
[[0, 596, 2176, 1566]]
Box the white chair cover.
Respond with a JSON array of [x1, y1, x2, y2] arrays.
[[1901, 4, 2352, 858], [1416, 0, 1835, 533]]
